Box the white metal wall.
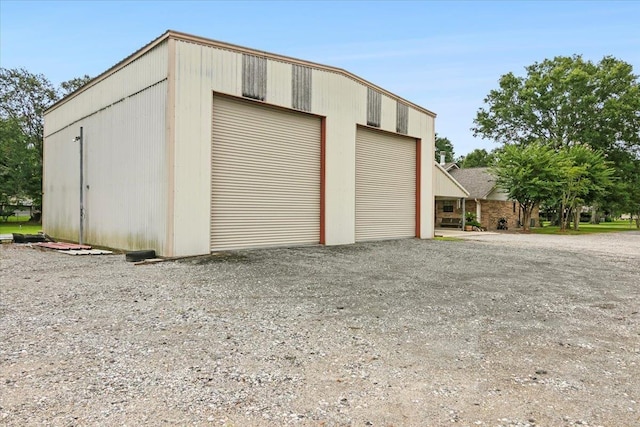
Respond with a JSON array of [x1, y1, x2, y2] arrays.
[[410, 108, 435, 239], [355, 127, 416, 241], [311, 70, 366, 245], [45, 42, 168, 136], [171, 37, 435, 255], [43, 81, 168, 252], [434, 163, 469, 198], [210, 95, 320, 250], [44, 40, 169, 251], [43, 127, 80, 242]]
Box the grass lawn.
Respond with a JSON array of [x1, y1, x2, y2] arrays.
[[5, 215, 31, 222], [533, 220, 638, 235], [0, 220, 43, 235]]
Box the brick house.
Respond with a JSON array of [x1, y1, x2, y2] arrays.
[[434, 162, 469, 229], [436, 164, 539, 231]]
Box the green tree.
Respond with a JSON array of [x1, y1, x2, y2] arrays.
[[459, 148, 497, 168], [558, 145, 614, 231], [597, 150, 640, 223], [472, 55, 640, 156], [629, 166, 640, 228], [0, 68, 58, 162], [491, 143, 567, 231], [1, 68, 92, 211], [0, 118, 39, 216], [473, 55, 640, 219], [60, 74, 92, 97], [435, 134, 455, 163], [616, 159, 640, 228]]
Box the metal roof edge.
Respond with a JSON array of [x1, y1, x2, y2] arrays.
[[167, 30, 436, 118], [46, 29, 436, 119], [45, 30, 173, 114], [434, 161, 470, 197]]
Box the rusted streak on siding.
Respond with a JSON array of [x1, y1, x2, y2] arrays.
[[367, 88, 381, 128], [396, 102, 408, 135], [242, 54, 266, 101], [292, 64, 311, 112]]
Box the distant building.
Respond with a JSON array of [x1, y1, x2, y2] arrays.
[[437, 164, 540, 230]]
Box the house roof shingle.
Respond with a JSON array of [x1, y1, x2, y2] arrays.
[[442, 162, 459, 172], [448, 167, 496, 199]]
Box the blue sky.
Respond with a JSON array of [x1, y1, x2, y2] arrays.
[[1, 0, 639, 156]]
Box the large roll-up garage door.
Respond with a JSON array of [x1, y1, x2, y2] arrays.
[[355, 127, 416, 241], [211, 95, 321, 251]]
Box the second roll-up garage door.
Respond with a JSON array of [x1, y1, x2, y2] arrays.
[[355, 127, 417, 241], [211, 95, 321, 251]]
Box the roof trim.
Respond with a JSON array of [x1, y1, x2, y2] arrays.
[[481, 174, 498, 199], [434, 161, 470, 197], [443, 162, 459, 172], [45, 30, 173, 114], [482, 185, 504, 200], [46, 30, 437, 118]]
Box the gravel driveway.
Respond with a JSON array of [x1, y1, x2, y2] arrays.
[[1, 231, 639, 426]]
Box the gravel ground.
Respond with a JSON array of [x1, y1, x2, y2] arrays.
[[1, 231, 639, 426]]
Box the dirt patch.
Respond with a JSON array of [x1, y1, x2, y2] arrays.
[[176, 252, 252, 265]]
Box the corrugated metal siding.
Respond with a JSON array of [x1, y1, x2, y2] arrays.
[[408, 107, 431, 142], [311, 70, 367, 120], [44, 81, 168, 252], [415, 111, 435, 239], [43, 128, 81, 242], [309, 71, 364, 244], [45, 41, 168, 136], [266, 60, 292, 107], [172, 41, 246, 256], [198, 41, 243, 95], [356, 127, 416, 241], [210, 95, 320, 250], [380, 94, 396, 131], [434, 164, 468, 198]]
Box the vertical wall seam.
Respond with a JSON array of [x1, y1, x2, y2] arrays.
[[416, 138, 422, 238], [165, 37, 176, 256], [320, 117, 326, 244]]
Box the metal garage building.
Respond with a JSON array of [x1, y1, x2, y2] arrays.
[[43, 30, 436, 257]]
